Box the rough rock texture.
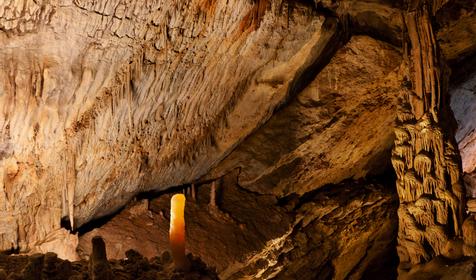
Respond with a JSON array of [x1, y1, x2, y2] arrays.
[[398, 256, 476, 280], [0, 0, 475, 277], [451, 68, 476, 197], [78, 174, 398, 279], [0, 245, 219, 280], [221, 180, 398, 280], [75, 31, 404, 278], [390, 0, 466, 266], [0, 0, 335, 254], [202, 35, 401, 197], [79, 170, 294, 272], [203, 36, 401, 196]]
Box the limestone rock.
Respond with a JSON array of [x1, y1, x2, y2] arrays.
[[441, 239, 463, 260], [0, 246, 218, 279], [463, 215, 476, 251], [0, 0, 330, 254], [399, 257, 476, 280], [0, 0, 474, 276], [89, 236, 114, 280], [451, 67, 476, 197], [202, 35, 402, 196], [221, 180, 398, 279], [29, 229, 79, 261], [79, 170, 293, 272], [79, 175, 398, 279], [391, 1, 467, 266]]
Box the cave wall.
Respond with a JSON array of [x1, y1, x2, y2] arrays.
[[0, 0, 333, 255], [77, 34, 403, 278], [451, 70, 476, 197], [0, 0, 474, 269], [202, 35, 402, 197]]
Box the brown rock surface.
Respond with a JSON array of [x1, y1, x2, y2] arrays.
[[78, 176, 398, 279], [79, 170, 293, 272], [399, 257, 476, 280], [0, 0, 332, 254], [0, 247, 218, 280], [203, 35, 402, 196], [0, 0, 474, 277]]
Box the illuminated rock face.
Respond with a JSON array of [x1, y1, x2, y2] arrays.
[[0, 0, 327, 254], [389, 1, 475, 267], [0, 0, 474, 273]]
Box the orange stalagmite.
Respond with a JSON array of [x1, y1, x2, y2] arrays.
[[170, 194, 190, 271]]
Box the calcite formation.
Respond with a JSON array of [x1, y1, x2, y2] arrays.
[[391, 0, 466, 266], [0, 0, 331, 254], [0, 237, 219, 279], [78, 173, 398, 279], [0, 0, 475, 277]]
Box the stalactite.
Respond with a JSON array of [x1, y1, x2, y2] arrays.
[[392, 156, 406, 178], [414, 153, 432, 177], [433, 200, 448, 225], [407, 204, 432, 227], [209, 180, 217, 208], [404, 171, 422, 201], [395, 127, 411, 144], [395, 144, 414, 168], [422, 175, 438, 195], [397, 109, 415, 124], [391, 0, 466, 267], [426, 225, 446, 255], [191, 183, 196, 201]]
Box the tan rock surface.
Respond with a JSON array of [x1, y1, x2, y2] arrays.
[[78, 174, 398, 279], [0, 0, 474, 273], [0, 0, 331, 255], [202, 35, 402, 196]]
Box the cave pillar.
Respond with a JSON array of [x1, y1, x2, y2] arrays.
[[392, 0, 466, 266]]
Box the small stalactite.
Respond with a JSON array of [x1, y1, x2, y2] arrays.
[[414, 153, 432, 177], [209, 180, 217, 208], [191, 183, 196, 201]]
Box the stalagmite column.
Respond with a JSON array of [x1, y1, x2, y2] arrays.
[[392, 0, 466, 266], [170, 194, 190, 271], [89, 236, 113, 280]]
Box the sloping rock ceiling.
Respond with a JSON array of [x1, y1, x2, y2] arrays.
[[0, 0, 475, 278], [77, 33, 403, 278], [202, 35, 401, 196], [0, 0, 332, 254]]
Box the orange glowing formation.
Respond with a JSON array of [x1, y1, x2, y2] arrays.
[[170, 194, 189, 270]]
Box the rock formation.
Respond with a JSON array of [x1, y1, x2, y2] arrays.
[[0, 236, 219, 279], [0, 0, 475, 278], [391, 0, 466, 267], [0, 0, 334, 254], [78, 173, 398, 279]]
